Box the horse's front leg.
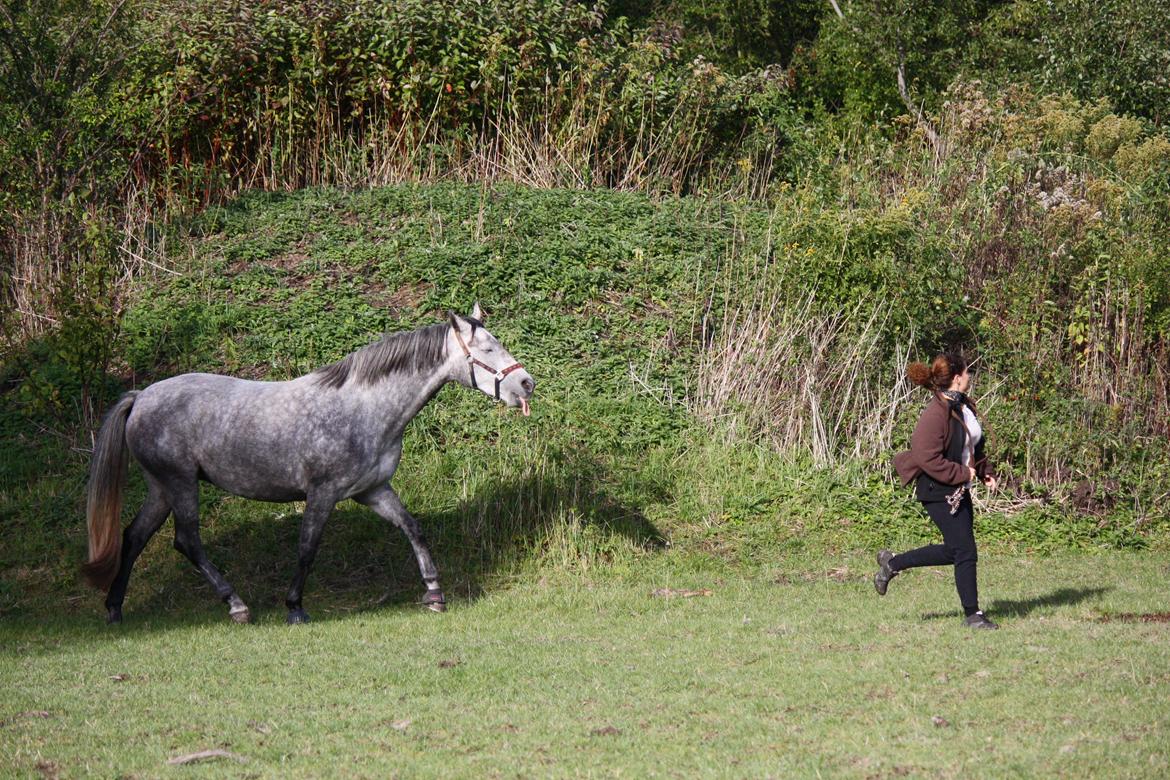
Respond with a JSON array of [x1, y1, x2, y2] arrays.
[[284, 493, 339, 624], [356, 484, 445, 612]]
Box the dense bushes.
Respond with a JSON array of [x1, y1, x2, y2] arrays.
[[5, 0, 1168, 346], [1035, 0, 1170, 125], [2, 0, 1169, 557], [135, 0, 605, 189], [118, 0, 822, 197], [1, 0, 813, 360]]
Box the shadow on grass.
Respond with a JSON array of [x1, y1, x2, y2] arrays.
[[920, 586, 1112, 621], [5, 446, 666, 636], [984, 586, 1112, 617]]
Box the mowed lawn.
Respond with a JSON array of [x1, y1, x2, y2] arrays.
[[2, 552, 1167, 779]]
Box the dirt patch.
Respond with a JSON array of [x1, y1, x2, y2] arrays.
[[0, 711, 51, 728], [35, 760, 60, 780], [1071, 478, 1119, 515], [364, 280, 434, 313], [865, 765, 915, 780], [225, 242, 313, 277], [1097, 612, 1170, 623]]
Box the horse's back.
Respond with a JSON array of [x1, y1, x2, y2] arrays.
[[129, 372, 290, 438]]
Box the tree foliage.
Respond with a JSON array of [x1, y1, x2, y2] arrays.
[[609, 0, 824, 71], [1037, 0, 1170, 125]]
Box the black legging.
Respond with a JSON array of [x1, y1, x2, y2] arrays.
[[890, 494, 979, 615]]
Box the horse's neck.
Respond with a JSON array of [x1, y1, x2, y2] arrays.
[[357, 365, 452, 438]]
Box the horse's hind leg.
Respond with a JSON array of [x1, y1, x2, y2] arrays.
[[356, 484, 445, 612], [104, 483, 171, 624], [168, 485, 251, 623]]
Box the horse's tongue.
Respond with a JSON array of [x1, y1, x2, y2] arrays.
[[520, 397, 530, 417]]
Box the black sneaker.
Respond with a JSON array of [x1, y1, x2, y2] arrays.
[[963, 611, 999, 630], [873, 549, 898, 596]]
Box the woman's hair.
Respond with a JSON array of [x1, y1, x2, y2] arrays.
[[907, 352, 967, 391]]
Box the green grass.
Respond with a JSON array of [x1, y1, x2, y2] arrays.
[[2, 552, 1168, 778]]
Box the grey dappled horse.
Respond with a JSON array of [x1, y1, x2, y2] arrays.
[[83, 305, 535, 624]]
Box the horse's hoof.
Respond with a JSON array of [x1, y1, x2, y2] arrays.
[[422, 590, 446, 613], [230, 607, 252, 624], [106, 607, 123, 625], [286, 609, 311, 625]]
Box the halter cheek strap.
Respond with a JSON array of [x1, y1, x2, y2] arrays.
[[452, 325, 524, 401]]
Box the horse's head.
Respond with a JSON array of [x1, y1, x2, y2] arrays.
[[447, 304, 535, 416]]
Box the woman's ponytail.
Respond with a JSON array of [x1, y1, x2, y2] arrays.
[[907, 353, 967, 392], [907, 361, 932, 388]]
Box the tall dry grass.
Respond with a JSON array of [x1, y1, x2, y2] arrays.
[[213, 70, 734, 196], [2, 188, 172, 347], [692, 271, 914, 466], [4, 63, 746, 347]]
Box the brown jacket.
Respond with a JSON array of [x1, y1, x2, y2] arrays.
[[894, 393, 994, 490]]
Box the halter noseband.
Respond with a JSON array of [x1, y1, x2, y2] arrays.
[[452, 325, 524, 400]]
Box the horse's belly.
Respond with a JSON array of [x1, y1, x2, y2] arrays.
[[204, 476, 306, 503], [197, 463, 307, 503]]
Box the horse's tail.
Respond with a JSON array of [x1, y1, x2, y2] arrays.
[[81, 391, 139, 592]]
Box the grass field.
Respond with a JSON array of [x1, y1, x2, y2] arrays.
[[2, 550, 1167, 778]]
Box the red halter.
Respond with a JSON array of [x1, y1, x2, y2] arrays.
[[452, 326, 524, 400]]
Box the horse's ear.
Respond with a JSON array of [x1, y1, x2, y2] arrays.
[[448, 310, 475, 340], [470, 302, 484, 321]]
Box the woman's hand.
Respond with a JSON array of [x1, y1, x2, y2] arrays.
[[968, 467, 977, 482]]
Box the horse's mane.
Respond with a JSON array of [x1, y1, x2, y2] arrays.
[[314, 323, 449, 389]]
